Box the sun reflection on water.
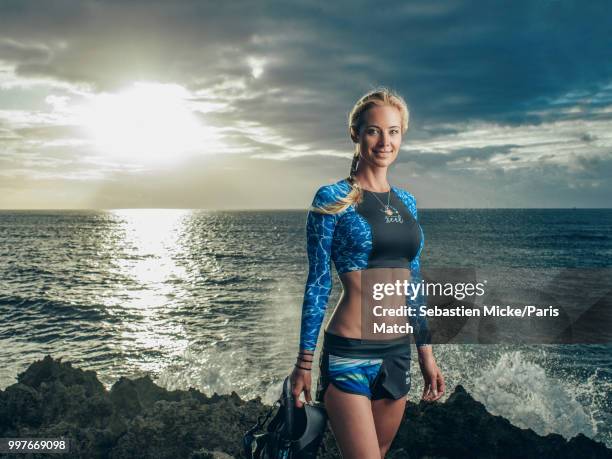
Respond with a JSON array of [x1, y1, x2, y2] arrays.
[[106, 209, 193, 373]]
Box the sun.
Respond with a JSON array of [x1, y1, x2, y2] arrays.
[[82, 82, 216, 164]]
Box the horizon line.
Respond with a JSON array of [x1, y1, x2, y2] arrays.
[[1, 207, 611, 211]]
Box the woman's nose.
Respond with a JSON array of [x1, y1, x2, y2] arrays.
[[379, 132, 390, 147]]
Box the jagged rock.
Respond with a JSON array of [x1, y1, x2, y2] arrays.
[[392, 385, 612, 459], [0, 356, 610, 459], [190, 450, 235, 459], [18, 355, 105, 397]]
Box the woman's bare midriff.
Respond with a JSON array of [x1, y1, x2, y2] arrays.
[[325, 267, 413, 341]]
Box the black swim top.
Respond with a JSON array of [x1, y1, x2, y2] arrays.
[[355, 189, 421, 269], [298, 178, 430, 351]]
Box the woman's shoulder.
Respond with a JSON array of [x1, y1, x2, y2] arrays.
[[392, 185, 416, 201], [311, 178, 351, 206], [392, 185, 418, 214]]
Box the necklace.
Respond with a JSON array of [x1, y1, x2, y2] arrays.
[[367, 189, 394, 216]]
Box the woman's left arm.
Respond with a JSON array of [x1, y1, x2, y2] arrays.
[[417, 345, 445, 401], [405, 191, 445, 401]]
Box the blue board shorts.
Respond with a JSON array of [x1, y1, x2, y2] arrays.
[[316, 331, 412, 402]]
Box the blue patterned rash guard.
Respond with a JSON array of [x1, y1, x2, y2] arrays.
[[299, 178, 431, 352]]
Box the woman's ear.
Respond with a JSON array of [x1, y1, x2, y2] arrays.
[[349, 126, 359, 143]]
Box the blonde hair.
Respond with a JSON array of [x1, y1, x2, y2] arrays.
[[315, 86, 410, 215]]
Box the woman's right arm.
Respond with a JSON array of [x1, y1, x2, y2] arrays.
[[298, 186, 337, 353], [291, 186, 337, 406]]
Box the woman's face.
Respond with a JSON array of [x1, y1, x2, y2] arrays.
[[352, 105, 403, 169]]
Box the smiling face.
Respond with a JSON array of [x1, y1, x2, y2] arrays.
[[351, 105, 403, 169]]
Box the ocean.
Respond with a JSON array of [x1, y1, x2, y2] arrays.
[[0, 208, 610, 447]]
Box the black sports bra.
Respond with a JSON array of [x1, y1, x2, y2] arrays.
[[355, 190, 422, 269]]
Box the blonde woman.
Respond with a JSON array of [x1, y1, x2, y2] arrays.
[[290, 88, 445, 458]]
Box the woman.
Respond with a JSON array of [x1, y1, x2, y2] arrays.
[[290, 88, 445, 458]]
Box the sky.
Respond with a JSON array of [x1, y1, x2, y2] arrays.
[[0, 0, 610, 209]]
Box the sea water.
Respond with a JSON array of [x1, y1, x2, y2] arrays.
[[0, 208, 610, 447]]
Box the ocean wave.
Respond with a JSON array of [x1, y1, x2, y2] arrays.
[[0, 295, 108, 322], [471, 349, 605, 444]]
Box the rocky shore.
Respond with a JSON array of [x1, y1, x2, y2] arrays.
[[1, 356, 610, 459]]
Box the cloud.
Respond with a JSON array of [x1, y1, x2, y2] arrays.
[[0, 0, 611, 208], [0, 38, 50, 64]]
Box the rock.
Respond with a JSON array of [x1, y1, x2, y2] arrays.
[[18, 355, 105, 397], [190, 450, 235, 459], [391, 384, 612, 459], [0, 356, 610, 459]]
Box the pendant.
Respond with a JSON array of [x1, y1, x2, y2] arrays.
[[382, 205, 403, 223]]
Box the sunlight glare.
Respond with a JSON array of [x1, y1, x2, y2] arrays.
[[82, 82, 219, 164]]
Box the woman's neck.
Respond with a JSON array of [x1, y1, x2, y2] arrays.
[[352, 169, 390, 192]]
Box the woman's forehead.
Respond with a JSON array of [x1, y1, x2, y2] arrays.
[[363, 105, 402, 126]]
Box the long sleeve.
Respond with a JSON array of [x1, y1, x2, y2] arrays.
[[405, 196, 431, 347], [298, 187, 337, 352]]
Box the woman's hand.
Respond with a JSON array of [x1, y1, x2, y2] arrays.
[[417, 346, 445, 402], [289, 354, 313, 408]]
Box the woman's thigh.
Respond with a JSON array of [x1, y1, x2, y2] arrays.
[[324, 383, 381, 459], [371, 396, 407, 454]]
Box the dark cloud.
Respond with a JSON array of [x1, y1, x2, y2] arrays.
[[0, 38, 49, 63], [580, 132, 598, 143], [571, 153, 612, 177], [0, 0, 611, 208], [395, 145, 518, 170], [0, 0, 609, 125]]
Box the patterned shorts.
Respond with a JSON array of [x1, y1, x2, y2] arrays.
[[316, 331, 412, 402]]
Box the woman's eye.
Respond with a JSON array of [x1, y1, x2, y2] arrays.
[[367, 129, 379, 135], [391, 129, 399, 135]]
